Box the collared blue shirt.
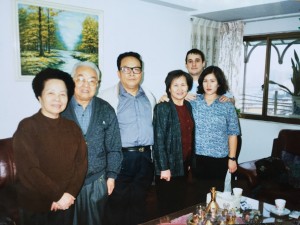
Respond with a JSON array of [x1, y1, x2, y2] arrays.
[[190, 94, 240, 158], [117, 83, 153, 147], [71, 96, 93, 135]]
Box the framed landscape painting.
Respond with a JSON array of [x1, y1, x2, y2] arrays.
[[14, 0, 103, 80]]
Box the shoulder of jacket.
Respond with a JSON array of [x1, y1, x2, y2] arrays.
[[155, 102, 172, 112]]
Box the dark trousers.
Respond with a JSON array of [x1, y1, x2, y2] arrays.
[[193, 155, 228, 200], [104, 150, 154, 225], [155, 175, 187, 217], [73, 175, 107, 225], [20, 205, 74, 225]]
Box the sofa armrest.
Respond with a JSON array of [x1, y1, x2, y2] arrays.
[[237, 160, 258, 188], [0, 138, 16, 188]]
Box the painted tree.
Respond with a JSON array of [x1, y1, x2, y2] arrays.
[[18, 4, 62, 55], [78, 16, 98, 53], [38, 7, 44, 56], [18, 6, 39, 52], [44, 8, 66, 52]]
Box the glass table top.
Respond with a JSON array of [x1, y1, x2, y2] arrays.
[[140, 196, 299, 225]]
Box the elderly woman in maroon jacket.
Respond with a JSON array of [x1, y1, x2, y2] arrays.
[[153, 70, 195, 216], [13, 68, 87, 225]]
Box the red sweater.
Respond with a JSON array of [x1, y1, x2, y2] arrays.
[[175, 104, 194, 161], [13, 111, 87, 212]]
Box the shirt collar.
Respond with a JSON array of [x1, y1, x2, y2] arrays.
[[198, 94, 221, 104], [71, 96, 94, 109], [118, 82, 145, 97]]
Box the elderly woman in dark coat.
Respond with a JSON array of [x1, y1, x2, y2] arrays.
[[13, 68, 87, 225], [153, 69, 195, 216]]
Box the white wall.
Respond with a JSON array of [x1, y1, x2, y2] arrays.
[[0, 0, 190, 138], [238, 119, 300, 162], [238, 15, 300, 163]]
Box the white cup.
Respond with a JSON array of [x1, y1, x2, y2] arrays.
[[275, 199, 286, 212], [232, 188, 243, 197]]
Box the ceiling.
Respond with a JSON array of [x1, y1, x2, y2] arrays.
[[140, 0, 300, 22]]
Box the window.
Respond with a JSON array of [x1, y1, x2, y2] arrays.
[[239, 32, 300, 124]]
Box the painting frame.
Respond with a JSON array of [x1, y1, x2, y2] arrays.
[[13, 0, 103, 80]]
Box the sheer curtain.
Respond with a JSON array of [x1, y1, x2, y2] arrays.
[[191, 18, 244, 102], [218, 21, 244, 104], [191, 18, 221, 66], [217, 21, 244, 192]]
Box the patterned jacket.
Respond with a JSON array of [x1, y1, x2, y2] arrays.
[[153, 99, 195, 177]]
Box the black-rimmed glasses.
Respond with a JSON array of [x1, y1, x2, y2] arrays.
[[120, 66, 142, 74]]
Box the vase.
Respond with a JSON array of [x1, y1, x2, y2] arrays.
[[292, 96, 300, 115], [206, 187, 219, 213]]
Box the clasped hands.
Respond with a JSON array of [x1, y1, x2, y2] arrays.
[[51, 192, 75, 211]]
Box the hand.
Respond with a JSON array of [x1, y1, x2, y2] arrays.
[[50, 202, 61, 211], [160, 170, 171, 181], [159, 94, 170, 103], [56, 193, 75, 210], [228, 160, 237, 173], [185, 93, 197, 101], [219, 95, 229, 102], [107, 178, 115, 195], [219, 95, 235, 104]]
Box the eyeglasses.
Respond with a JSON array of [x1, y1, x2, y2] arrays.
[[120, 66, 142, 74], [75, 76, 100, 87]]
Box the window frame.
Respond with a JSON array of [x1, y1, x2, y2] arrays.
[[241, 32, 300, 125]]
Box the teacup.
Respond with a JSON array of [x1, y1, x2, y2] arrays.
[[275, 199, 286, 212], [232, 188, 243, 197]]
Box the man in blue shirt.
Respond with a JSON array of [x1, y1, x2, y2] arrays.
[[100, 52, 156, 225]]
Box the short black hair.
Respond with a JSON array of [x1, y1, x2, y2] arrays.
[[185, 48, 206, 64], [32, 68, 75, 100], [165, 70, 193, 98], [197, 66, 229, 95], [117, 52, 143, 70]]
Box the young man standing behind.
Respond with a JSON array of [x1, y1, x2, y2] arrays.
[[185, 48, 234, 103]]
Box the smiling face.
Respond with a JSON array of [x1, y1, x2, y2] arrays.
[[73, 65, 99, 106], [185, 53, 205, 80], [169, 76, 189, 105], [203, 73, 219, 96], [38, 79, 68, 119], [118, 56, 143, 95]]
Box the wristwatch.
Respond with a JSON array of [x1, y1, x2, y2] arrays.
[[228, 156, 237, 161]]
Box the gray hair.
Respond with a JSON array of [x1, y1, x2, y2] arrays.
[[71, 61, 101, 80]]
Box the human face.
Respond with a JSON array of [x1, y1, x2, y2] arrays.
[[118, 56, 142, 95], [38, 79, 68, 119], [73, 66, 99, 104], [185, 53, 205, 80], [169, 76, 189, 105], [203, 73, 219, 96]]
